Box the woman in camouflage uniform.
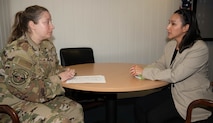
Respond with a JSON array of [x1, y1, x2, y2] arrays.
[[0, 5, 84, 123]]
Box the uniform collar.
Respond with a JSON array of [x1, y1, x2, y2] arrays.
[[22, 33, 41, 51]]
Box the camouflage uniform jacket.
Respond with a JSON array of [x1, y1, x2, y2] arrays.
[[1, 34, 65, 103]]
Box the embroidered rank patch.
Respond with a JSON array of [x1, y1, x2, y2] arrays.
[[12, 69, 29, 85]]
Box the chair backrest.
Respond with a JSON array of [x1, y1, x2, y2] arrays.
[[185, 99, 213, 123], [0, 105, 20, 123], [60, 47, 95, 66], [185, 81, 213, 123]]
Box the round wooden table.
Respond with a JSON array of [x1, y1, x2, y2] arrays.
[[62, 63, 167, 92], [62, 63, 168, 123]]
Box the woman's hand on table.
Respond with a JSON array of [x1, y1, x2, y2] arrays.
[[58, 68, 76, 82], [130, 65, 143, 76]]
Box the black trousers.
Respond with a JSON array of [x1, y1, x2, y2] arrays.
[[134, 86, 185, 123]]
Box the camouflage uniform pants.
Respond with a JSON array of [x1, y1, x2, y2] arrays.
[[0, 83, 84, 123]]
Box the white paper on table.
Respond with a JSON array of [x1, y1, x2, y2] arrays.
[[66, 75, 106, 83]]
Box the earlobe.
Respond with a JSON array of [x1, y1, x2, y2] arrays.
[[28, 21, 35, 30], [183, 24, 189, 32]]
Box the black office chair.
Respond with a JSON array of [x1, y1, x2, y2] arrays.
[[60, 47, 95, 66], [60, 47, 105, 110]]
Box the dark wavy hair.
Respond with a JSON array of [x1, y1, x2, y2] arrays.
[[8, 5, 49, 43], [175, 9, 202, 53]]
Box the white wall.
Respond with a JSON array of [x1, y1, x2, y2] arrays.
[[0, 0, 10, 50], [7, 0, 213, 81], [8, 0, 180, 65]]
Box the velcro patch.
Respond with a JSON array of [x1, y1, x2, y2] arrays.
[[12, 69, 29, 85]]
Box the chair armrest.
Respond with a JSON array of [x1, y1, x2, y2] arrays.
[[185, 99, 213, 123], [0, 105, 20, 123]]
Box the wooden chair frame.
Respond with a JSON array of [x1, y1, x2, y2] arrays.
[[185, 99, 213, 123], [0, 104, 20, 123], [185, 81, 213, 123]]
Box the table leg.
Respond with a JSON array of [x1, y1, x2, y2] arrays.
[[106, 93, 117, 123]]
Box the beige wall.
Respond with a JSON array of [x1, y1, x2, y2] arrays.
[[9, 0, 179, 64], [8, 0, 213, 81]]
